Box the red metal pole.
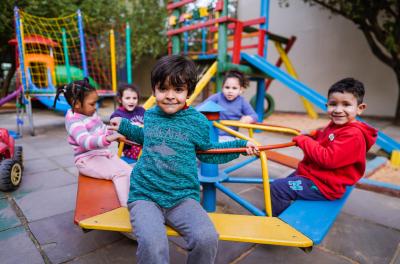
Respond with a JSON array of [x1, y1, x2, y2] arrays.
[[232, 21, 243, 64]]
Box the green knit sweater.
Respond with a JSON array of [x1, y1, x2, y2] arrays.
[[119, 106, 248, 208]]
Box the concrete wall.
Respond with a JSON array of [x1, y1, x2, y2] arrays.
[[238, 0, 397, 117]]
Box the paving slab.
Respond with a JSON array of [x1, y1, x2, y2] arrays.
[[23, 157, 60, 175], [0, 198, 21, 232], [0, 226, 44, 264], [14, 183, 77, 222], [321, 213, 400, 264], [66, 238, 187, 264], [215, 241, 254, 263], [343, 188, 400, 230], [237, 243, 354, 264], [12, 168, 77, 199], [29, 211, 123, 263], [0, 191, 7, 199], [48, 153, 75, 169]]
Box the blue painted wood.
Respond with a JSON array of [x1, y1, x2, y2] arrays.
[[279, 187, 353, 245], [120, 156, 136, 164]]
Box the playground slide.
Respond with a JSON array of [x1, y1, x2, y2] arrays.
[[241, 52, 400, 153], [142, 61, 218, 109], [0, 86, 22, 107], [31, 65, 100, 114]]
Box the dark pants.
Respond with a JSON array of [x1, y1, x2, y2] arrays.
[[270, 174, 328, 216]]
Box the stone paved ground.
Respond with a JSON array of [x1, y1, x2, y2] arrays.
[[0, 105, 399, 264]]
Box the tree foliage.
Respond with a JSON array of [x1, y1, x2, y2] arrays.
[[0, 0, 167, 93], [280, 0, 400, 124]]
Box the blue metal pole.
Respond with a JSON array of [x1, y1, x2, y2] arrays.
[[215, 182, 266, 216], [260, 0, 270, 58], [183, 21, 189, 55], [223, 156, 258, 174], [77, 10, 88, 77], [14, 7, 27, 93], [200, 121, 219, 212], [256, 79, 265, 122]]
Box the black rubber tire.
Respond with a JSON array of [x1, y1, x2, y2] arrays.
[[14, 146, 23, 168], [0, 159, 23, 191], [250, 93, 275, 119]]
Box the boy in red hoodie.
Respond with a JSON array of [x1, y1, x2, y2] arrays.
[[270, 78, 378, 216]]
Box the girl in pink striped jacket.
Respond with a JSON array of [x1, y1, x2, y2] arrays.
[[54, 78, 132, 207]]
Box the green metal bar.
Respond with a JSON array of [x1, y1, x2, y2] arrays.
[[172, 0, 181, 54], [216, 0, 229, 92], [126, 22, 132, 84], [62, 28, 72, 83]]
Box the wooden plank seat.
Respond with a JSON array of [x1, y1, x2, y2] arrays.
[[74, 174, 313, 248]]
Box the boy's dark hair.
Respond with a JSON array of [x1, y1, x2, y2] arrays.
[[117, 83, 140, 99], [151, 55, 198, 96], [53, 78, 96, 112], [223, 70, 249, 88], [328, 78, 365, 104]]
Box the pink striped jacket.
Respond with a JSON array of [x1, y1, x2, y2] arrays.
[[65, 109, 111, 160]]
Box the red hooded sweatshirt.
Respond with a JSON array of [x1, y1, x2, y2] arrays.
[[293, 121, 377, 200]]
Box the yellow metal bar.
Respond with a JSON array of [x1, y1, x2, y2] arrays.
[[187, 61, 218, 105], [260, 151, 273, 216], [213, 122, 259, 143], [117, 142, 124, 157], [275, 42, 318, 120], [248, 128, 254, 138], [219, 120, 300, 136], [110, 29, 117, 93]]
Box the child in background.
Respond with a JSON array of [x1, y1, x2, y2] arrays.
[[204, 70, 258, 141], [54, 78, 132, 207], [110, 55, 259, 264], [270, 78, 377, 216], [110, 83, 145, 160]]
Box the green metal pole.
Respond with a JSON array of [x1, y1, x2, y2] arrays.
[[172, 0, 181, 55], [61, 28, 72, 83], [126, 22, 132, 84], [216, 0, 228, 92]]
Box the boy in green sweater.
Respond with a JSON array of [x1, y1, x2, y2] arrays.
[[110, 55, 258, 264]]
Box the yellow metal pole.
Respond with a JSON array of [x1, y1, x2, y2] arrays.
[[143, 96, 156, 110], [275, 42, 318, 120], [219, 120, 300, 136], [260, 151, 273, 217], [213, 12, 219, 50], [110, 29, 117, 93]]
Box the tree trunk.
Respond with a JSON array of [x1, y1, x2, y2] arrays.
[[1, 62, 16, 98], [395, 70, 400, 126]]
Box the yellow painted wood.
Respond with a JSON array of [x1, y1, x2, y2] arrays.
[[142, 96, 156, 110], [79, 209, 313, 247], [187, 61, 217, 105], [275, 42, 318, 120], [391, 150, 400, 168]]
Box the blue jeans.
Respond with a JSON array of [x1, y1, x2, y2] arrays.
[[128, 198, 218, 264], [270, 174, 328, 216]]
